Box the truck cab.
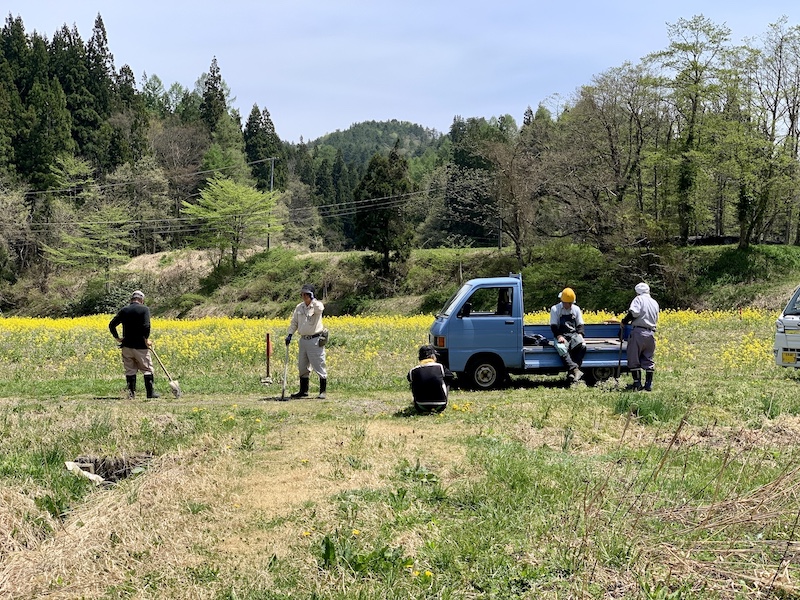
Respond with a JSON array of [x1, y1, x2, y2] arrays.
[[430, 274, 628, 389], [774, 285, 800, 368]]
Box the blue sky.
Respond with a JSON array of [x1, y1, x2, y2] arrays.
[[5, 1, 799, 143]]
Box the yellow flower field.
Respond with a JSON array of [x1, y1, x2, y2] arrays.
[[0, 309, 785, 396]]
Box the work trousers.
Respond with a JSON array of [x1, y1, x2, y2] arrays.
[[627, 328, 655, 371], [556, 333, 586, 371], [121, 347, 154, 376], [298, 336, 327, 379]]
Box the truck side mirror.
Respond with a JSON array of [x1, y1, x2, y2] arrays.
[[459, 302, 472, 318]]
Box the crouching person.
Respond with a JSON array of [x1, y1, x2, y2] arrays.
[[407, 345, 454, 413]]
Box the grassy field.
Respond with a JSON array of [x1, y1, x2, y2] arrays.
[[1, 309, 800, 599]]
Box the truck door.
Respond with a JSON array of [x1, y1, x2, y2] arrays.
[[452, 285, 521, 369]]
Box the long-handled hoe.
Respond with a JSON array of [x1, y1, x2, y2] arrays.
[[151, 347, 182, 398], [280, 343, 290, 401]]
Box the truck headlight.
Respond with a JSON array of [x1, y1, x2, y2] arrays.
[[776, 319, 785, 334]]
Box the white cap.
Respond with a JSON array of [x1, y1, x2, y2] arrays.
[[131, 290, 145, 300], [635, 283, 650, 295]]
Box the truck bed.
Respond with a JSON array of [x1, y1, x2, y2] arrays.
[[520, 323, 627, 372]]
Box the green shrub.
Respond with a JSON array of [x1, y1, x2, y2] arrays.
[[173, 293, 206, 317], [65, 279, 131, 317]]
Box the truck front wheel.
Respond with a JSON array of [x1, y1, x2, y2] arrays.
[[464, 356, 506, 390]]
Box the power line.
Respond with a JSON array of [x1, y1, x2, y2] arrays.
[[20, 157, 280, 199], [23, 187, 441, 231]]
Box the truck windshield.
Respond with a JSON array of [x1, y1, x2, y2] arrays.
[[437, 284, 474, 317], [785, 287, 800, 316]]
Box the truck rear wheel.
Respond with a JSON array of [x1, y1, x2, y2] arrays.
[[464, 356, 506, 390], [585, 366, 616, 386]]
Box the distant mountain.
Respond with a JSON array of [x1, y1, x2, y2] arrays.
[[310, 119, 445, 165]]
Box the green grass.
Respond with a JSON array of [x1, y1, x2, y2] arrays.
[[2, 310, 800, 598]]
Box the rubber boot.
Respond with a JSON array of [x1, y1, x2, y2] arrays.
[[144, 374, 160, 398], [291, 376, 310, 399], [126, 375, 137, 399], [643, 370, 653, 392], [628, 369, 642, 391], [317, 378, 327, 399]]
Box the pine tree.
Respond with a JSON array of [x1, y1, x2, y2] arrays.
[[353, 142, 413, 275], [0, 57, 20, 177], [49, 25, 100, 159], [199, 57, 226, 132], [86, 15, 114, 121], [107, 64, 149, 167], [244, 105, 284, 190], [1, 15, 31, 99], [18, 78, 74, 189]]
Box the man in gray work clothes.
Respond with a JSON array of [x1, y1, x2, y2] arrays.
[[285, 284, 328, 399], [621, 282, 660, 391]]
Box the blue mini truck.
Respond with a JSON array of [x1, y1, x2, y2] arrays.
[[428, 274, 630, 389]]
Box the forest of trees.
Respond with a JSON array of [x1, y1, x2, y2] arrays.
[[3, 12, 800, 310]]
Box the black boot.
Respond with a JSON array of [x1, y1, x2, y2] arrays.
[[291, 376, 310, 398], [643, 370, 654, 392], [317, 378, 327, 399], [628, 369, 642, 391], [126, 375, 137, 399], [144, 374, 160, 398]]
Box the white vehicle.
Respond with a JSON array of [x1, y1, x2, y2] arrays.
[[774, 286, 800, 367]]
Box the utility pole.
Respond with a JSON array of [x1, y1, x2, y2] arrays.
[[267, 157, 277, 250], [269, 157, 275, 193], [498, 215, 503, 251]]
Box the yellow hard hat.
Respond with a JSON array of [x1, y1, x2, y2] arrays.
[[560, 287, 576, 303]]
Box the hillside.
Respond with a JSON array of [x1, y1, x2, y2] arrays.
[[310, 119, 445, 165], [3, 242, 799, 318], [41, 244, 800, 318]]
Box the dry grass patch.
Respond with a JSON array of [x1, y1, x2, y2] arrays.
[[0, 451, 244, 599], [0, 404, 479, 599], [0, 487, 58, 561]]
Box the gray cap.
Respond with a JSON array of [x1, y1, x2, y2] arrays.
[[131, 290, 145, 301], [301, 284, 315, 298]]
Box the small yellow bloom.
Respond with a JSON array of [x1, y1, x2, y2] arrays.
[[425, 570, 432, 577], [412, 571, 420, 577], [302, 531, 311, 537], [351, 529, 360, 536]]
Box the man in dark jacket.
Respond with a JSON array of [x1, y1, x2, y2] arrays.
[[407, 345, 454, 412], [109, 290, 159, 399]]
